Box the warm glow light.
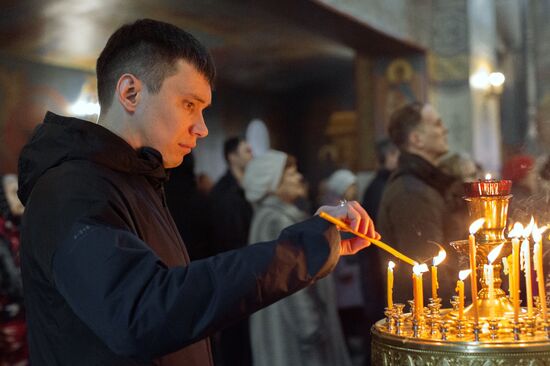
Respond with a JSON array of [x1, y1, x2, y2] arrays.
[[413, 263, 429, 275], [470, 69, 490, 90], [459, 269, 471, 281], [487, 243, 504, 264], [432, 248, 446, 266], [388, 261, 396, 270], [532, 225, 547, 243], [489, 72, 505, 87], [508, 222, 524, 238], [523, 217, 535, 238], [469, 218, 485, 235], [485, 173, 492, 180]]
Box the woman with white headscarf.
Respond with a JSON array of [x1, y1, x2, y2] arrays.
[[243, 150, 352, 366]]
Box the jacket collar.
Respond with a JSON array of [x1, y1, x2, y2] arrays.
[[391, 152, 456, 196]]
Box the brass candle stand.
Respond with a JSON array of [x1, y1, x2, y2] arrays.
[[371, 178, 550, 364]]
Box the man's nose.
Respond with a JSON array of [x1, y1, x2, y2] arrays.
[[192, 114, 208, 138]]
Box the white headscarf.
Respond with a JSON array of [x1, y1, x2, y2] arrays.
[[326, 169, 357, 197], [243, 150, 287, 203]]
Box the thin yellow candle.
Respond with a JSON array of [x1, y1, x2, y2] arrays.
[[485, 243, 504, 319], [533, 224, 548, 321], [469, 218, 485, 324], [412, 263, 428, 319], [387, 261, 395, 309], [522, 218, 535, 317], [502, 256, 512, 298], [319, 211, 417, 265], [456, 269, 471, 320], [431, 249, 446, 300], [508, 222, 523, 323]]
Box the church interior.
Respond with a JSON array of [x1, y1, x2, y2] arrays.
[[2, 1, 550, 365]]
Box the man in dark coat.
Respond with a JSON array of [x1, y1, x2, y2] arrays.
[[377, 102, 465, 306], [17, 19, 378, 366]]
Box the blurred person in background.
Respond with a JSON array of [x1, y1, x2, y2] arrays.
[[361, 139, 399, 223], [0, 174, 27, 366], [244, 151, 352, 366], [210, 136, 254, 254], [321, 169, 367, 365], [502, 154, 538, 224], [165, 153, 214, 260], [209, 136, 254, 366], [359, 139, 399, 366]]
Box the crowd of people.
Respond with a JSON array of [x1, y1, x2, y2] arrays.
[[3, 17, 550, 366]]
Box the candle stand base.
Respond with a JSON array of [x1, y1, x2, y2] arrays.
[[372, 311, 550, 365]]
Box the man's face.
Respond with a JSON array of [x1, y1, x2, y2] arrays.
[[414, 104, 448, 159], [231, 141, 253, 170], [134, 60, 211, 168]]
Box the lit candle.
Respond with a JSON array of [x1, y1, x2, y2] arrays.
[[431, 248, 446, 300], [412, 263, 428, 320], [522, 218, 535, 317], [456, 269, 471, 320], [469, 218, 485, 324], [387, 261, 395, 309], [485, 243, 504, 319], [533, 224, 548, 321], [508, 222, 523, 323], [502, 256, 512, 297]]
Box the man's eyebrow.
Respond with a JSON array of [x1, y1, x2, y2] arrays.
[[186, 93, 211, 107]]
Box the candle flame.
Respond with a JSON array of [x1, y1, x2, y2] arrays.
[[388, 260, 395, 270], [413, 263, 429, 275], [459, 269, 471, 280], [523, 217, 535, 237], [469, 218, 485, 234], [432, 248, 446, 266], [487, 243, 504, 264], [532, 224, 547, 243], [508, 222, 524, 238], [485, 173, 492, 180]]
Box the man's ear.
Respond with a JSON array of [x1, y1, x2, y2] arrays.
[[408, 129, 423, 149], [115, 74, 143, 113]]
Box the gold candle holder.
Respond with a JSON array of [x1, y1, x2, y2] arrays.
[[450, 178, 514, 320]]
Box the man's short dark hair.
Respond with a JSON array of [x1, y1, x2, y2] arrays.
[[375, 138, 398, 166], [96, 18, 216, 111], [223, 137, 244, 163], [388, 101, 425, 150]]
